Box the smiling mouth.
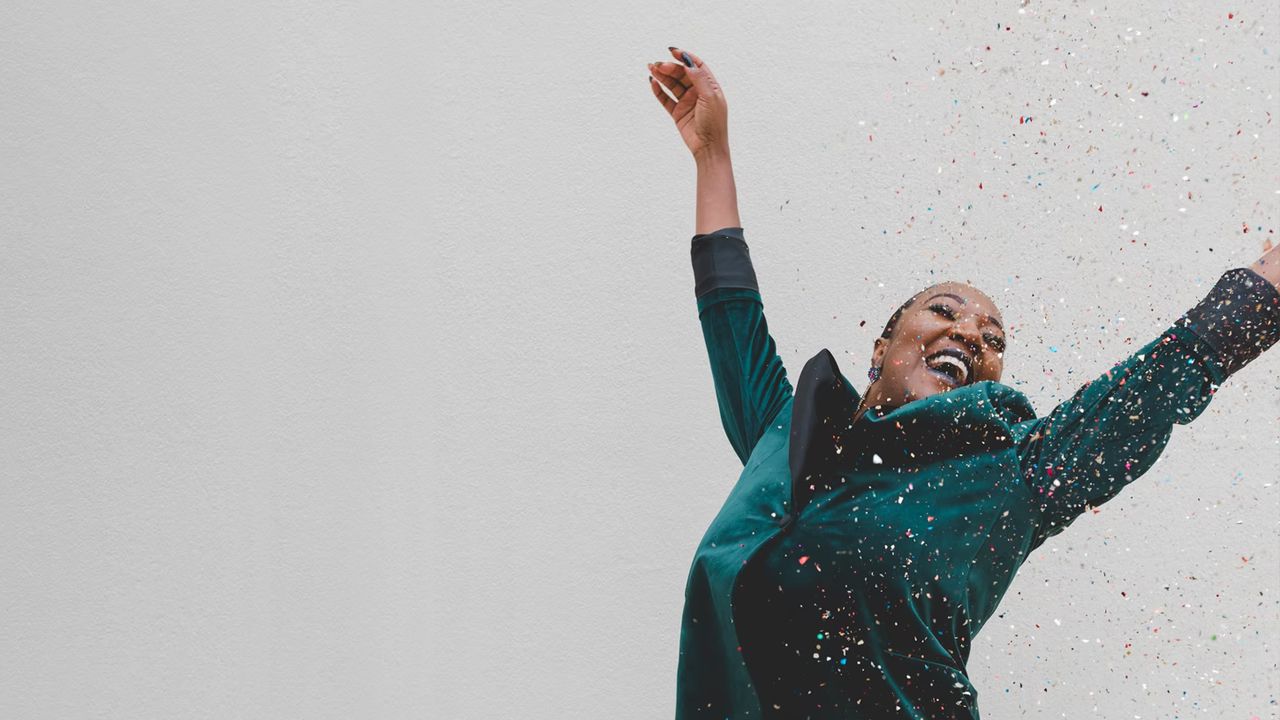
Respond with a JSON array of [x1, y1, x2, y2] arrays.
[[924, 348, 972, 387]]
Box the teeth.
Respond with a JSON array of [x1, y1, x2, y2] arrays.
[[927, 354, 969, 384]]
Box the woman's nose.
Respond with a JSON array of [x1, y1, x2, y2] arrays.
[[949, 317, 984, 353]]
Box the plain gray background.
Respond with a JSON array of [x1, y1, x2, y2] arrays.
[[2, 1, 1277, 718]]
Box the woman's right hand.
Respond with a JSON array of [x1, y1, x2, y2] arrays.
[[647, 47, 729, 161]]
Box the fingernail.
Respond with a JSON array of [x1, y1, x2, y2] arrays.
[[668, 46, 677, 51], [680, 51, 693, 68]]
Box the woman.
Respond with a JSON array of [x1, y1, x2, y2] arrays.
[[648, 47, 1280, 719]]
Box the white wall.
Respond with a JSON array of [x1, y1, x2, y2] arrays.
[[2, 1, 1276, 717]]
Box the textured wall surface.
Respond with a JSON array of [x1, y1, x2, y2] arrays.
[[2, 1, 1277, 718]]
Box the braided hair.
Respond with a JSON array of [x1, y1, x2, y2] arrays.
[[879, 287, 930, 341]]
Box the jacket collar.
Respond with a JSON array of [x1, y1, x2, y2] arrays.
[[788, 349, 860, 505], [788, 348, 1037, 513]]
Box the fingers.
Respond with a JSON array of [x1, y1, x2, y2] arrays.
[[650, 61, 690, 88], [649, 62, 689, 99], [667, 46, 702, 68], [648, 48, 720, 119], [666, 47, 720, 98], [648, 75, 676, 115], [648, 60, 693, 117]]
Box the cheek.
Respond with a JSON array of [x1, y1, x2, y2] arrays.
[[982, 358, 1004, 381], [883, 341, 922, 368], [883, 345, 930, 383]]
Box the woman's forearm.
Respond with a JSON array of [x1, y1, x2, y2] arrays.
[[694, 146, 741, 235], [1248, 242, 1280, 289]]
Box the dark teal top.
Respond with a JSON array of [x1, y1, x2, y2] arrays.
[[675, 227, 1280, 719]]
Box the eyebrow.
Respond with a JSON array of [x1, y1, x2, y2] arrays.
[[925, 293, 1004, 331]]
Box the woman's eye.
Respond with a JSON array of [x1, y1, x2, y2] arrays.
[[929, 303, 955, 319], [986, 335, 1006, 351]]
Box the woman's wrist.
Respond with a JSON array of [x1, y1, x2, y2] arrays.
[[694, 143, 731, 165], [1247, 242, 1280, 290], [1174, 265, 1280, 378]]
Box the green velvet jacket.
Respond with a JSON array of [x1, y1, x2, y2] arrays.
[[675, 227, 1280, 719]]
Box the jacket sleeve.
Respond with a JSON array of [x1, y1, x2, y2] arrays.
[[1012, 267, 1280, 551], [691, 227, 795, 466]]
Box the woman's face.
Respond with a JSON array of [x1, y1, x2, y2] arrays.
[[860, 282, 1007, 414]]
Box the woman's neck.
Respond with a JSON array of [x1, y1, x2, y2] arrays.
[[853, 390, 897, 424], [852, 396, 875, 425]]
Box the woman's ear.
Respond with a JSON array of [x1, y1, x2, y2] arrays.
[[871, 337, 887, 368]]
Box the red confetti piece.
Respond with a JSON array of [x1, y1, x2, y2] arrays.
[[798, 556, 810, 565]]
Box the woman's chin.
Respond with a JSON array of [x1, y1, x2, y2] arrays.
[[908, 371, 959, 399]]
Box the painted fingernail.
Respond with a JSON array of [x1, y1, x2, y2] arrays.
[[668, 46, 677, 51], [681, 51, 693, 68]]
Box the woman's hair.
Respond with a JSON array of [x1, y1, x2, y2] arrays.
[[879, 288, 928, 340]]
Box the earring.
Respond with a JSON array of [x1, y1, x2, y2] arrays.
[[867, 365, 881, 382]]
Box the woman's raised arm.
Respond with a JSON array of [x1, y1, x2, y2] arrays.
[[1012, 246, 1280, 552], [649, 48, 794, 465]]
